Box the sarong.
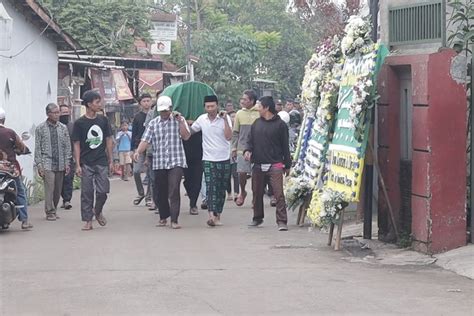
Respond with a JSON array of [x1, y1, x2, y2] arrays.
[[203, 160, 231, 214]]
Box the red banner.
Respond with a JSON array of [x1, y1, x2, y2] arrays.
[[139, 69, 163, 95], [90, 68, 133, 103]]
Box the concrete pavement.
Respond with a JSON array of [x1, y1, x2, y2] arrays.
[[1, 179, 473, 315]]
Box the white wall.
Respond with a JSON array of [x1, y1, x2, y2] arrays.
[[0, 1, 59, 180]]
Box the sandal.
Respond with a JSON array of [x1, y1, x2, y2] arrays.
[[21, 221, 33, 230], [171, 222, 181, 229], [82, 222, 93, 231], [156, 219, 167, 227], [235, 191, 247, 206], [206, 219, 215, 227], [96, 213, 107, 226], [133, 195, 145, 205]]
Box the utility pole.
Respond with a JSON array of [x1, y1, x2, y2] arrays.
[[470, 54, 473, 243], [186, 0, 194, 81], [363, 0, 379, 240]]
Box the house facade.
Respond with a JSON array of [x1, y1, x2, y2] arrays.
[[377, 0, 471, 253], [0, 0, 80, 180]]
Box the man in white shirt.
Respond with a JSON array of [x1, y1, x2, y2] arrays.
[[191, 95, 233, 227]]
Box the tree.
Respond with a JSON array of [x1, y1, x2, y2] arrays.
[[41, 0, 151, 56], [156, 0, 314, 99], [194, 27, 259, 102], [292, 0, 362, 41]]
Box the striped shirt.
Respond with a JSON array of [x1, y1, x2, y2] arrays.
[[232, 106, 260, 153], [34, 120, 72, 172], [142, 116, 188, 170]]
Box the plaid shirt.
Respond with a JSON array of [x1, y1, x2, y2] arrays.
[[142, 116, 188, 170], [34, 120, 72, 172]]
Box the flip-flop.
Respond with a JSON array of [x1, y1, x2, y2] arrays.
[[81, 225, 93, 231], [133, 195, 145, 205], [156, 219, 167, 227], [235, 192, 247, 206], [96, 214, 107, 226], [171, 223, 181, 229]]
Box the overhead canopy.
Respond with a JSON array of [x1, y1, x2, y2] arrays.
[[161, 81, 215, 120]]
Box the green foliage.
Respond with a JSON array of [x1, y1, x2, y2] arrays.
[[194, 28, 258, 102], [41, 0, 151, 55], [42, 0, 318, 99], [447, 0, 474, 52], [397, 231, 413, 249], [159, 0, 314, 99], [22, 175, 44, 206], [73, 176, 81, 190]]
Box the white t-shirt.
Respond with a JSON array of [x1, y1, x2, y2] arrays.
[[191, 114, 232, 162]]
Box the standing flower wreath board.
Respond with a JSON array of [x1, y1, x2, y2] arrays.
[[285, 36, 342, 212], [307, 16, 389, 231]]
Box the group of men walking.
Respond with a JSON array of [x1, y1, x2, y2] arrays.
[[0, 87, 293, 232]]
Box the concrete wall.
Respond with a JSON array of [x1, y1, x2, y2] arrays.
[[0, 1, 59, 181], [377, 50, 467, 253]]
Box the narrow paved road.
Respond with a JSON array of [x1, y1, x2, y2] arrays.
[[1, 179, 473, 315]]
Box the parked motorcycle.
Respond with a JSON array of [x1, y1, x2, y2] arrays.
[[0, 167, 19, 229], [0, 131, 31, 230]]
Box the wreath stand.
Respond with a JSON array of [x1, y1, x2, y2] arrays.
[[327, 201, 349, 250], [296, 194, 312, 226]]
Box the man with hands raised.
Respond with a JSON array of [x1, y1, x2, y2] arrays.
[[133, 96, 190, 229], [190, 95, 233, 227]]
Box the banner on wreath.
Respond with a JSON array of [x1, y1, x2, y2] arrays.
[[325, 44, 388, 202]]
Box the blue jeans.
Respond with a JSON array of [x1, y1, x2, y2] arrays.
[[14, 176, 28, 221]]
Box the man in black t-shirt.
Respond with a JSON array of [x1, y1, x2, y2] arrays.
[[71, 90, 113, 231]]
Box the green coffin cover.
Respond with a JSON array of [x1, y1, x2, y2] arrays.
[[161, 81, 216, 120]]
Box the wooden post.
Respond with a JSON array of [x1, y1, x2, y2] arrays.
[[296, 194, 311, 226], [334, 208, 346, 251], [328, 223, 335, 246]]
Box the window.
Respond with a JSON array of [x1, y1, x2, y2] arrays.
[[4, 78, 10, 101], [389, 1, 443, 45]]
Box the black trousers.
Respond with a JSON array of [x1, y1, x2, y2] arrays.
[[183, 161, 203, 208], [154, 168, 183, 223], [227, 163, 239, 194], [61, 159, 74, 203]]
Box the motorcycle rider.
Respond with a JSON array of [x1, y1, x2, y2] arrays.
[[0, 108, 33, 229]]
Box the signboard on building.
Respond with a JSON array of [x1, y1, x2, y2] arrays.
[[111, 69, 133, 100], [139, 69, 163, 96], [151, 40, 171, 55], [150, 20, 177, 41], [90, 68, 133, 104]]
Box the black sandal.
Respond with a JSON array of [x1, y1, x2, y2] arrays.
[[206, 219, 215, 227], [96, 214, 107, 226], [133, 195, 145, 205]]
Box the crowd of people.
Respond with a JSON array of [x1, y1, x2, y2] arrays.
[[0, 88, 303, 232]]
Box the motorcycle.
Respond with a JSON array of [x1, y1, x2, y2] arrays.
[[0, 131, 31, 230], [0, 167, 19, 229]]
